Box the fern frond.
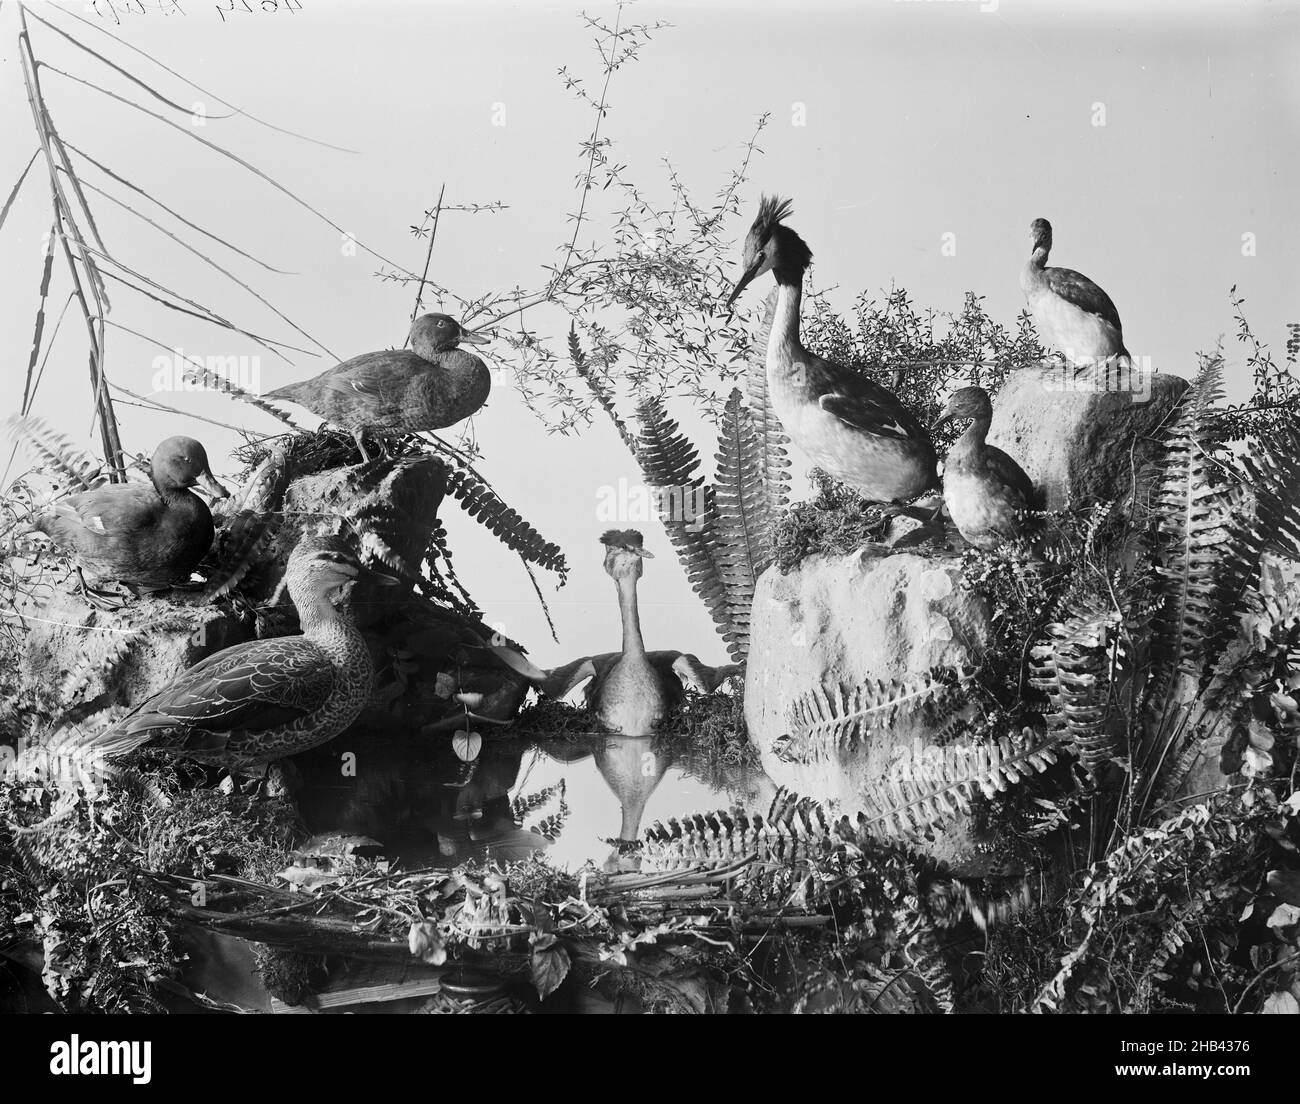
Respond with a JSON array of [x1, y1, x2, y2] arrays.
[[744, 289, 791, 514], [6, 413, 106, 493], [852, 730, 1063, 840], [711, 389, 778, 656], [634, 396, 742, 658], [1147, 360, 1251, 698], [777, 666, 974, 763], [1028, 603, 1119, 773], [186, 362, 303, 429], [512, 778, 565, 822], [444, 466, 567, 582]]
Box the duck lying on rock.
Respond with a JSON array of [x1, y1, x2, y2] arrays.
[[933, 386, 1037, 550], [92, 535, 398, 773], [35, 435, 229, 607], [267, 312, 491, 462]]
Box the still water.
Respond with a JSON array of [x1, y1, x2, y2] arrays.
[[290, 728, 775, 872]]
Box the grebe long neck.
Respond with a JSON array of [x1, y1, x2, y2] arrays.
[[615, 574, 648, 661], [769, 278, 805, 368]]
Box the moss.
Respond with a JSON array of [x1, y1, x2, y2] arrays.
[[253, 946, 328, 1007], [771, 470, 887, 573]]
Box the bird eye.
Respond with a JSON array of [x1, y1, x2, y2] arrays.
[[438, 320, 450, 328]]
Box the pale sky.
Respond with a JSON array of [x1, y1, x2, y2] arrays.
[[2, 0, 1296, 669]]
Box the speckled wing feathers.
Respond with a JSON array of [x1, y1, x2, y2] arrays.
[[112, 638, 335, 742]]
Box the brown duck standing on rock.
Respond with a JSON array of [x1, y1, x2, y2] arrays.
[[266, 312, 491, 461], [728, 196, 937, 509], [933, 386, 1037, 550], [534, 531, 740, 736], [90, 535, 398, 774], [35, 435, 229, 607]]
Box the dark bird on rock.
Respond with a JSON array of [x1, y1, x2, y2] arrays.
[[267, 313, 491, 461], [1021, 218, 1131, 374], [35, 435, 229, 606]]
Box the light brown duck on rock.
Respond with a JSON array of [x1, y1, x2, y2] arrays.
[[933, 386, 1037, 550]]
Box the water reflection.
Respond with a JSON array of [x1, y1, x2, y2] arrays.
[[288, 726, 771, 872]]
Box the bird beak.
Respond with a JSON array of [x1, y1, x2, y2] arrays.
[[634, 547, 654, 558], [198, 471, 231, 499], [931, 411, 953, 433], [458, 327, 491, 345], [726, 260, 763, 309]]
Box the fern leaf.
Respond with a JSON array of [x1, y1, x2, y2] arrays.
[[634, 396, 742, 658], [778, 667, 974, 763], [744, 289, 792, 514], [1147, 360, 1251, 697], [190, 362, 303, 429], [7, 414, 106, 493], [712, 389, 778, 656], [445, 466, 567, 582], [1028, 603, 1118, 773], [852, 729, 1063, 839]]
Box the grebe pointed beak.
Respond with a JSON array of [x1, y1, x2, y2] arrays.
[[726, 260, 762, 309], [458, 327, 491, 345]]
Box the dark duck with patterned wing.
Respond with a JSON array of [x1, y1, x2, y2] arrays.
[[933, 386, 1036, 550], [267, 312, 491, 461], [93, 536, 398, 772], [35, 435, 229, 602], [1021, 218, 1130, 372], [727, 196, 937, 505]]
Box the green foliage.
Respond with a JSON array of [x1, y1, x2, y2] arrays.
[[800, 286, 1047, 443]]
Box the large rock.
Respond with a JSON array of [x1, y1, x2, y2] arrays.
[[988, 364, 1188, 509], [745, 547, 994, 864]]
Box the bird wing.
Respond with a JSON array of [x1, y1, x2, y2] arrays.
[[38, 484, 161, 540], [670, 654, 742, 693], [111, 637, 336, 751], [817, 370, 926, 442], [985, 445, 1037, 508], [1044, 266, 1124, 332], [539, 655, 603, 700], [272, 352, 426, 405]]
